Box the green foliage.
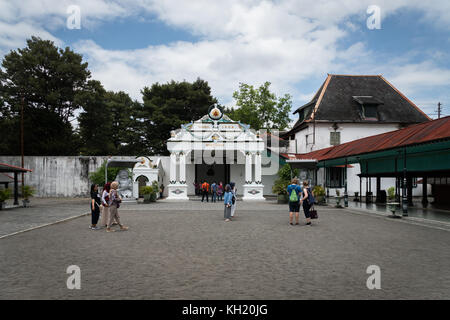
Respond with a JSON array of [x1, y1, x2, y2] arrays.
[[272, 164, 298, 195], [0, 37, 90, 155], [140, 186, 154, 195], [313, 185, 325, 197], [89, 161, 126, 186], [0, 188, 11, 202], [22, 185, 35, 199], [226, 82, 292, 131], [141, 78, 218, 155], [77, 81, 144, 156], [387, 187, 396, 201]]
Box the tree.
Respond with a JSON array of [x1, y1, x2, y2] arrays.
[[77, 82, 144, 156], [76, 80, 115, 155], [105, 91, 144, 155], [140, 78, 218, 155], [226, 82, 292, 131], [0, 36, 91, 155]]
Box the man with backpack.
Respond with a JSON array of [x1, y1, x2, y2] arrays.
[[201, 181, 210, 203], [287, 178, 302, 225]]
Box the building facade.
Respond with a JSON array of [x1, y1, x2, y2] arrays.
[[282, 74, 431, 197]]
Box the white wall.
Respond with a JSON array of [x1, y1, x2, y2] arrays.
[[293, 122, 401, 153], [0, 156, 134, 197]]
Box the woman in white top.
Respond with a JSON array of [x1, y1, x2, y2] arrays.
[[230, 182, 237, 219], [100, 182, 111, 228]]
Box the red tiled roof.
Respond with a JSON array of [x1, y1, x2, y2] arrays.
[[281, 116, 450, 162]]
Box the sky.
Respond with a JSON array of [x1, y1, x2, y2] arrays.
[[0, 0, 449, 122]]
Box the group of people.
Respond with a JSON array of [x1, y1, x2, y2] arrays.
[[195, 181, 225, 203], [287, 178, 314, 226], [90, 178, 314, 227], [90, 182, 129, 232]]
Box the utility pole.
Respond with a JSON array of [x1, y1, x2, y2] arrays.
[[437, 102, 442, 119], [21, 96, 25, 194]]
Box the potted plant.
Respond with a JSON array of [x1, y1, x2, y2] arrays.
[[313, 185, 326, 205], [22, 185, 35, 207], [0, 188, 11, 210], [335, 189, 343, 208], [272, 164, 298, 204], [273, 179, 289, 204], [140, 186, 153, 203], [387, 187, 401, 218]]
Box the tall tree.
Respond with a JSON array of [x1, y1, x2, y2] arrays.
[[141, 78, 218, 155], [76, 80, 115, 155], [105, 90, 144, 155], [0, 36, 90, 155], [77, 83, 144, 156], [226, 82, 292, 131]]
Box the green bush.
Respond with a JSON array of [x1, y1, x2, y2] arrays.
[[0, 188, 12, 202], [272, 164, 299, 195], [89, 161, 129, 186], [140, 186, 153, 195], [313, 185, 325, 197], [22, 185, 35, 200]]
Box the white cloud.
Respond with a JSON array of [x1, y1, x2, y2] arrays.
[[1, 0, 450, 112]]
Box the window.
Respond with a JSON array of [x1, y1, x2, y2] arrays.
[[362, 105, 378, 119], [330, 132, 340, 146], [326, 167, 345, 188]]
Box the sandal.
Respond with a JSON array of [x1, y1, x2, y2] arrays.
[[106, 228, 115, 233]]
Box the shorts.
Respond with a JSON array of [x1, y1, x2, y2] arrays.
[[289, 201, 300, 212]]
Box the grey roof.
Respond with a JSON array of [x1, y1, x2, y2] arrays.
[[284, 75, 430, 137]]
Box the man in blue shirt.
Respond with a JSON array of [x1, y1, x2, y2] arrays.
[[287, 178, 302, 225], [211, 182, 217, 203]]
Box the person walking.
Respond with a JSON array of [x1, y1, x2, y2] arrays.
[[223, 184, 233, 222], [301, 180, 314, 226], [159, 183, 164, 199], [201, 180, 210, 202], [230, 182, 237, 219], [100, 182, 111, 228], [106, 181, 129, 233], [287, 178, 302, 225], [90, 184, 101, 230], [211, 181, 217, 203], [217, 182, 224, 201]]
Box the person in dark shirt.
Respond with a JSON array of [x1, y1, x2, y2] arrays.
[[90, 184, 101, 230]]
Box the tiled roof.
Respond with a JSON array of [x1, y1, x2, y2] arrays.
[[281, 116, 450, 162]]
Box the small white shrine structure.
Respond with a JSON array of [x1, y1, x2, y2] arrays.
[[132, 156, 163, 199], [166, 106, 265, 201]]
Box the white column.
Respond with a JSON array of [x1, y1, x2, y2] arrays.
[[245, 152, 252, 184], [179, 152, 186, 184], [169, 152, 177, 184], [255, 152, 262, 184]]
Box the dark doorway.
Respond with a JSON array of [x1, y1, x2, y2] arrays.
[[136, 175, 149, 198], [195, 162, 230, 185]]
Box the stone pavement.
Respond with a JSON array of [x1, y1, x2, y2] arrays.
[[0, 199, 449, 299], [0, 198, 90, 238]]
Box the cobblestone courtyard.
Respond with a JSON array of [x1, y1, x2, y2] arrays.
[[0, 200, 449, 299]]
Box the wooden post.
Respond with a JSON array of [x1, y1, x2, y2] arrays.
[[14, 172, 19, 205]]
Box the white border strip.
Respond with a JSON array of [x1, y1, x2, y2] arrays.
[[0, 212, 90, 240]]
